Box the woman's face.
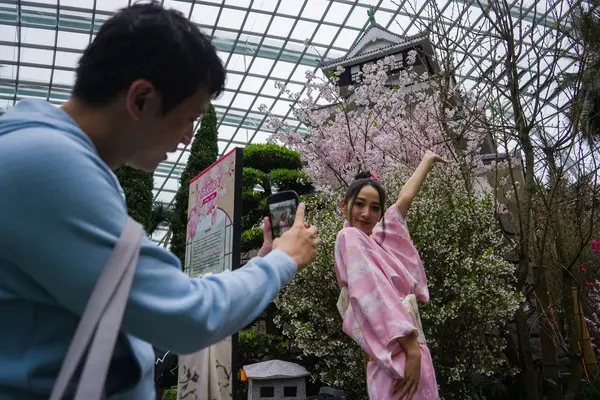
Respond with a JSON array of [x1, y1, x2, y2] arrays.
[[342, 185, 382, 235]]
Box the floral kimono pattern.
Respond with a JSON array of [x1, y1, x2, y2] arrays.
[[334, 205, 439, 399]]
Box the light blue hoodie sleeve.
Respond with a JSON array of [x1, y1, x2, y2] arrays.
[[0, 127, 296, 354]]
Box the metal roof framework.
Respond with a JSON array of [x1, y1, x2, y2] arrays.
[[0, 0, 579, 243]]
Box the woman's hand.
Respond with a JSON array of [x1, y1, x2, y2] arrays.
[[393, 333, 422, 399], [394, 350, 421, 399], [423, 150, 449, 165], [396, 150, 448, 217]]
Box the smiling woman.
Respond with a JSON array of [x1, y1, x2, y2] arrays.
[[340, 170, 386, 236], [333, 152, 447, 400]]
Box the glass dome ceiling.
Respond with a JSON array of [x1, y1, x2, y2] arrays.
[[0, 0, 573, 243]]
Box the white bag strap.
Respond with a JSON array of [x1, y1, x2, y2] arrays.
[[50, 217, 143, 400]]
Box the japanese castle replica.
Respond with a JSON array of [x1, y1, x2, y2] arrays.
[[320, 11, 438, 96], [319, 10, 519, 236]]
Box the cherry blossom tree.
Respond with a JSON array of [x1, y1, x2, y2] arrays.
[[259, 54, 488, 188]]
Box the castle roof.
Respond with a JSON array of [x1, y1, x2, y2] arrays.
[[321, 21, 429, 70]]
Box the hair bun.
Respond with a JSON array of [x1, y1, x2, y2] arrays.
[[354, 170, 372, 180]]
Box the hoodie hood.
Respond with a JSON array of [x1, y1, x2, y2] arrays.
[[0, 99, 95, 151], [0, 98, 125, 200]]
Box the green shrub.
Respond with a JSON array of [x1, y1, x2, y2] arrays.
[[162, 388, 177, 400], [241, 227, 264, 254], [244, 144, 302, 172], [268, 169, 313, 195]]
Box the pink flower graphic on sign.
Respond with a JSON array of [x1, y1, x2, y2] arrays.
[[188, 216, 198, 239], [186, 155, 237, 240]]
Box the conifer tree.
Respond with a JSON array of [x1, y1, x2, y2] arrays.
[[169, 104, 219, 264]]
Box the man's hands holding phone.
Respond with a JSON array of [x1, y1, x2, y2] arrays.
[[258, 203, 319, 269]]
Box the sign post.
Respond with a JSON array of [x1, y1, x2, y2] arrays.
[[177, 148, 243, 400]]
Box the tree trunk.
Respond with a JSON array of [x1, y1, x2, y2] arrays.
[[515, 306, 540, 400], [264, 303, 279, 335], [546, 152, 583, 400], [532, 264, 563, 399], [563, 285, 583, 400]]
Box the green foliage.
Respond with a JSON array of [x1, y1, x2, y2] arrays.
[[394, 169, 522, 398], [582, 373, 600, 399], [238, 329, 290, 364], [241, 227, 264, 254], [244, 143, 302, 172], [162, 388, 177, 400], [242, 194, 267, 233], [242, 168, 268, 232], [268, 169, 313, 195], [170, 104, 219, 264], [240, 145, 312, 248], [114, 166, 154, 228], [242, 168, 267, 193], [147, 201, 174, 236]]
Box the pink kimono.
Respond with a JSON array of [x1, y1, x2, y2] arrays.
[[334, 205, 439, 399]]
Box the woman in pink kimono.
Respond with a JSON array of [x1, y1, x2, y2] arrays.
[[334, 151, 446, 400]]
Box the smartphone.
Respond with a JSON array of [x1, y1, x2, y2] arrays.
[[267, 190, 300, 239]]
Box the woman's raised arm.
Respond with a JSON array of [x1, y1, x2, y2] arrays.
[[395, 151, 448, 218]]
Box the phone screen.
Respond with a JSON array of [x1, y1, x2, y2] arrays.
[[269, 199, 297, 238]]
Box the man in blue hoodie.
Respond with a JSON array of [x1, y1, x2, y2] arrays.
[[0, 2, 319, 399]]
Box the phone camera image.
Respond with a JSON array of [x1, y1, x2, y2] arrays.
[[269, 199, 296, 238]]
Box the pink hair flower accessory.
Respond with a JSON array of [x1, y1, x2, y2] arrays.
[[370, 171, 380, 181]]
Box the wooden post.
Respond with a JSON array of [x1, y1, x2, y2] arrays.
[[572, 286, 598, 377]]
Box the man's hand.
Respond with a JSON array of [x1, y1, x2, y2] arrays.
[[257, 217, 273, 257], [272, 203, 319, 270]]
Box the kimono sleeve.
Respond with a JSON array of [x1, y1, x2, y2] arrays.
[[371, 204, 429, 302], [335, 227, 417, 379]]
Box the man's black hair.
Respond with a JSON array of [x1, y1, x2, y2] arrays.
[[72, 1, 226, 114]]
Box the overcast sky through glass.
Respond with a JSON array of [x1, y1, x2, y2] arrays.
[[0, 0, 573, 243]]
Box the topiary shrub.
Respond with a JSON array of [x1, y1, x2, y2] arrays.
[[268, 169, 313, 195], [241, 146, 312, 238], [244, 143, 302, 173], [114, 166, 154, 227], [170, 104, 219, 264]]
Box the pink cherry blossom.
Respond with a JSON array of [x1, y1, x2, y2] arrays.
[[591, 237, 600, 254], [260, 55, 488, 187], [187, 217, 198, 239]]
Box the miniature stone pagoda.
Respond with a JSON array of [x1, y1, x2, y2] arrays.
[[243, 360, 310, 400]]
